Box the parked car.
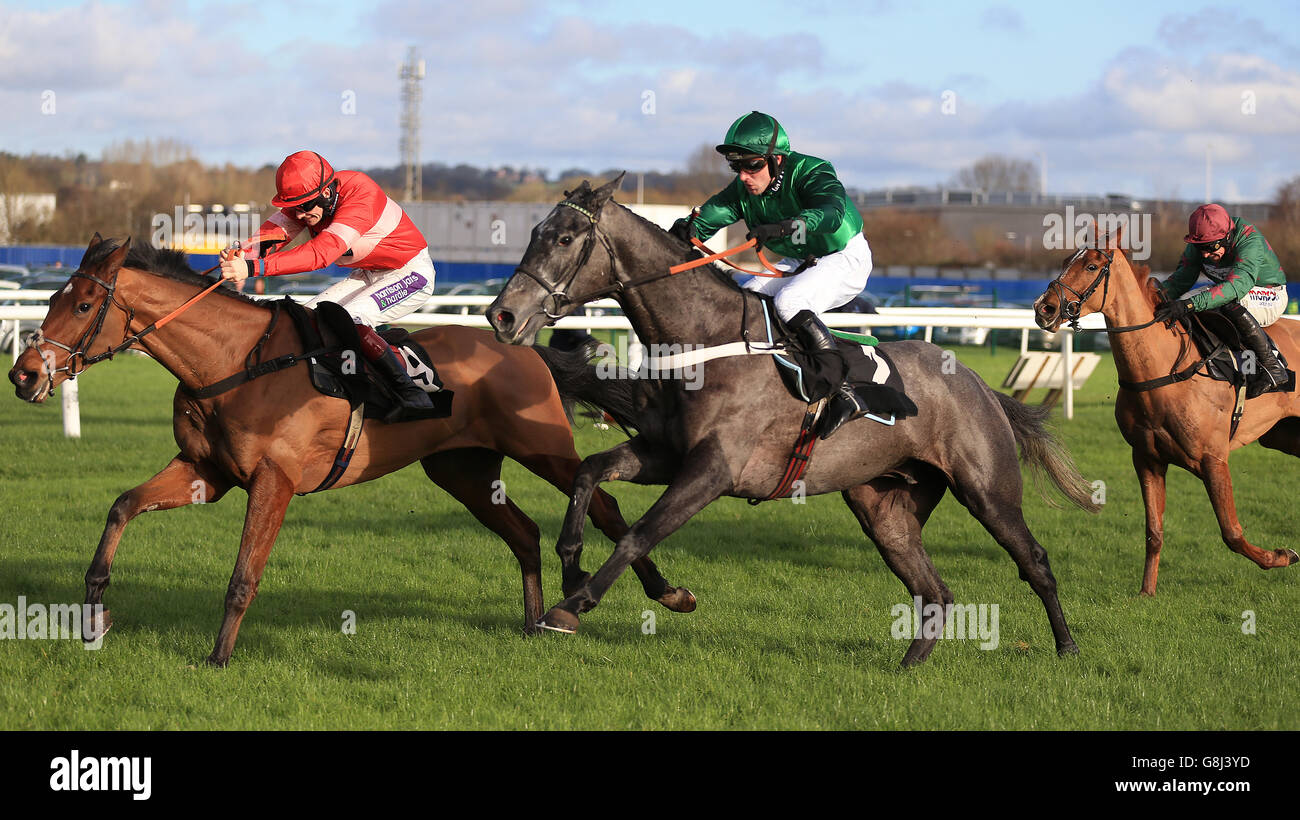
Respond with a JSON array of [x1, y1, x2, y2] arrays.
[[258, 272, 338, 297], [0, 263, 32, 289]]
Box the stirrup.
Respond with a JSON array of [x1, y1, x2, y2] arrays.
[[815, 385, 869, 440]]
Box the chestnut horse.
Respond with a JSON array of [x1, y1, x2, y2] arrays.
[[7, 236, 694, 666], [1033, 227, 1299, 595]]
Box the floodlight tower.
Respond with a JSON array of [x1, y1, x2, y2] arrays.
[[400, 46, 425, 202]]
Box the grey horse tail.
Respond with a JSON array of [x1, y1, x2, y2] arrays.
[[532, 339, 653, 437], [993, 391, 1100, 513]]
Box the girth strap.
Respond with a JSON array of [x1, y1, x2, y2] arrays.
[[1116, 343, 1223, 392], [750, 399, 824, 505], [301, 402, 366, 495]]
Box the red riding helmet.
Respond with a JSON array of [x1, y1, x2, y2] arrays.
[[272, 151, 336, 208], [1184, 203, 1232, 243]]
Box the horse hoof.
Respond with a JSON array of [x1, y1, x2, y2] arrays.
[[536, 608, 580, 634], [1285, 549, 1299, 566], [82, 608, 112, 642], [1057, 642, 1081, 657], [657, 586, 697, 613], [204, 654, 229, 669]]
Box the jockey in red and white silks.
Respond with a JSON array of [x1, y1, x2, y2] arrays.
[[219, 150, 436, 417], [221, 150, 435, 326]]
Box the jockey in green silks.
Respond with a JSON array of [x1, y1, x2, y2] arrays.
[[669, 111, 890, 439], [1155, 203, 1290, 398]]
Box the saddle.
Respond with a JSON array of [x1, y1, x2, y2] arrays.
[[281, 298, 454, 420], [753, 296, 911, 424], [1183, 309, 1293, 396]]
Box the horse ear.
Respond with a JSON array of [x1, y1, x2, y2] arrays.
[[563, 180, 592, 200], [103, 237, 132, 272], [591, 172, 626, 209], [1110, 223, 1125, 251], [86, 233, 104, 253]]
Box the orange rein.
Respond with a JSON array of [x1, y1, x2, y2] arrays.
[[667, 237, 789, 277], [151, 272, 225, 331]]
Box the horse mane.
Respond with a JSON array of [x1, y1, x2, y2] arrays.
[[598, 197, 746, 295], [83, 239, 272, 309]]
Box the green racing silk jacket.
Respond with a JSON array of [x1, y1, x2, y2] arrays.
[[1161, 217, 1287, 311], [689, 152, 864, 260]]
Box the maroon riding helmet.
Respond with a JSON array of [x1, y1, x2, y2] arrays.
[[1184, 203, 1232, 244]]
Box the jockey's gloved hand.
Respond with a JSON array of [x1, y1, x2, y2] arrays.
[[1154, 298, 1195, 324], [219, 250, 251, 285], [747, 219, 798, 246], [668, 218, 696, 244]]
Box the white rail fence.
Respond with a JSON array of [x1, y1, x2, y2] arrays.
[[3, 291, 1107, 436]]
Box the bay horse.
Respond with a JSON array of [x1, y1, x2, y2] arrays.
[[487, 176, 1100, 667], [1033, 227, 1299, 595], [7, 235, 695, 667]]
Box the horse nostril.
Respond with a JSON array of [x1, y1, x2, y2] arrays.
[[494, 310, 514, 329]]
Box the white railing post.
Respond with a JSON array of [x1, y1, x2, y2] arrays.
[[1063, 331, 1074, 420], [627, 329, 644, 373], [62, 377, 81, 438]]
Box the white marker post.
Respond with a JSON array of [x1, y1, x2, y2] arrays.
[[62, 377, 81, 438]]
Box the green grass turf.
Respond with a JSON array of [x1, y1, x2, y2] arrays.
[[0, 343, 1296, 729]]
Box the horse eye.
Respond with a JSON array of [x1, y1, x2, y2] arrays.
[[77, 302, 92, 314], [558, 235, 573, 246], [1086, 265, 1098, 271]]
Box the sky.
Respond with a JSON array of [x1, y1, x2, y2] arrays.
[[2, 0, 1298, 201]]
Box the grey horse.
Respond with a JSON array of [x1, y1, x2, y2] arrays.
[[488, 175, 1098, 666]]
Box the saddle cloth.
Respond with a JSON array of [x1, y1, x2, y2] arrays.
[[281, 298, 454, 420], [751, 297, 910, 422]]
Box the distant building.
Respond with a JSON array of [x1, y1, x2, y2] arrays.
[[399, 201, 736, 265], [851, 187, 1274, 248]]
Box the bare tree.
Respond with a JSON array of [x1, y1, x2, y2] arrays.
[[685, 143, 728, 187], [951, 155, 1038, 193], [1274, 174, 1300, 226]]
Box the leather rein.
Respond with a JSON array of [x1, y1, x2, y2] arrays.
[[1045, 247, 1220, 392], [24, 261, 295, 399], [508, 201, 792, 325]]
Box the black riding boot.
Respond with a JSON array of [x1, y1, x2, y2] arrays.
[[368, 345, 435, 422], [788, 310, 870, 439], [1219, 301, 1290, 398]]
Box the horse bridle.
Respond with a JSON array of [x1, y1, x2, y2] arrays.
[[509, 200, 688, 325], [1046, 246, 1160, 334], [1045, 247, 1115, 329], [509, 201, 624, 321], [25, 266, 140, 393]]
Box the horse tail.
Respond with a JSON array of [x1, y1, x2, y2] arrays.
[[993, 390, 1100, 513], [533, 337, 648, 435]]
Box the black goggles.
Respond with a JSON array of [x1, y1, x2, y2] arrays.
[[728, 156, 768, 174], [291, 195, 327, 214], [1195, 239, 1226, 253]]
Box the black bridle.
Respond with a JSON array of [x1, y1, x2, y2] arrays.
[[1045, 246, 1158, 334], [1046, 245, 1225, 394], [508, 200, 691, 325], [25, 267, 140, 394]]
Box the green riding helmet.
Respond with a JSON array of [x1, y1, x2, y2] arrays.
[[715, 111, 791, 160]]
